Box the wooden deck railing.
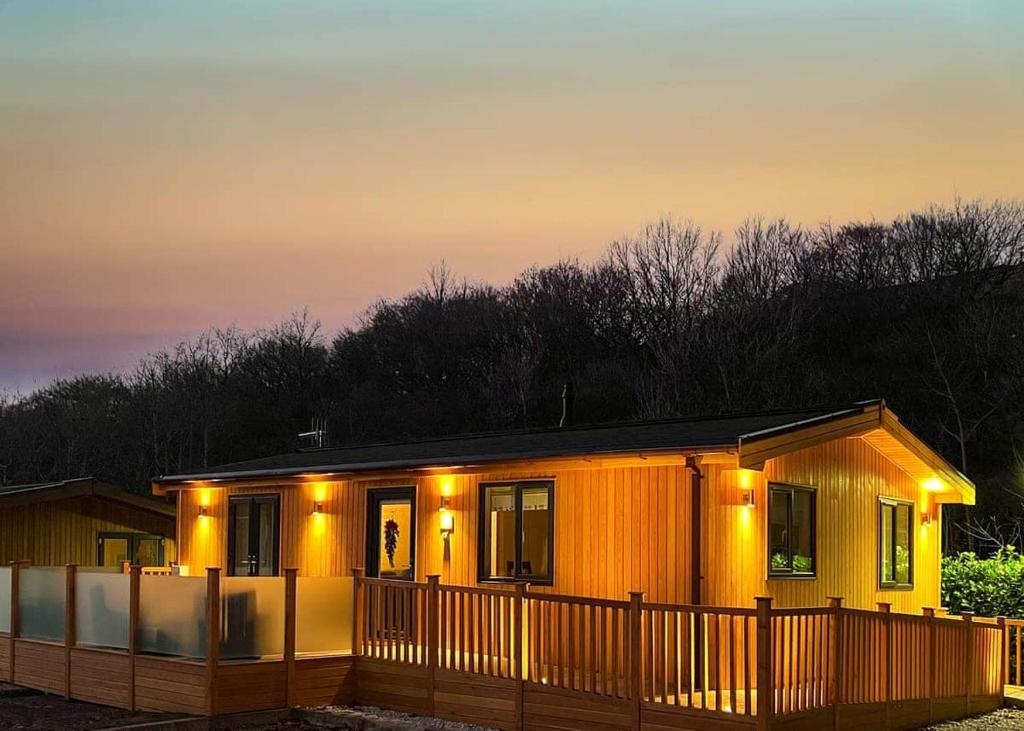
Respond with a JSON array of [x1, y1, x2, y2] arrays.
[[352, 576, 1011, 730], [0, 562, 1012, 730]]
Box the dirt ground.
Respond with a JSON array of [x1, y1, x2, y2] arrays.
[[922, 708, 1024, 730], [0, 691, 174, 730]]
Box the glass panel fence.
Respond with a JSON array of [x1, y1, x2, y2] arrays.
[[296, 576, 353, 656], [19, 567, 66, 642], [0, 567, 10, 634], [76, 570, 130, 649], [220, 576, 285, 660], [138, 575, 206, 659]]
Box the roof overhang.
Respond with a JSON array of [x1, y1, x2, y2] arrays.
[[737, 401, 974, 505], [0, 478, 177, 516]]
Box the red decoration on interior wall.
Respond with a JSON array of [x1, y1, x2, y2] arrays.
[[384, 518, 400, 568]]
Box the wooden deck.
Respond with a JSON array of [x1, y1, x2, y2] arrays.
[[0, 565, 1012, 730]]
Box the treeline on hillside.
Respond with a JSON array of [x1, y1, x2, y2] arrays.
[[2, 198, 1023, 550]]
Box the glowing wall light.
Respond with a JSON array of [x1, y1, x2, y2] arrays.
[[439, 495, 455, 540]]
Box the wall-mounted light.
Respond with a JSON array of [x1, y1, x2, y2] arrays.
[[742, 489, 755, 509], [312, 501, 325, 515], [439, 496, 455, 540], [197, 505, 208, 518], [922, 510, 934, 527]]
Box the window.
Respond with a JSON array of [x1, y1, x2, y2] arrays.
[[879, 498, 913, 588], [478, 481, 553, 584], [97, 532, 165, 568], [767, 483, 816, 577]]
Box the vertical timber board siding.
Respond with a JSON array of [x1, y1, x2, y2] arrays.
[[0, 497, 175, 567], [176, 464, 693, 603], [704, 437, 941, 612]]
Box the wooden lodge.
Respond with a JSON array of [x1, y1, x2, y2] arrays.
[[0, 477, 175, 568], [0, 400, 1015, 730]]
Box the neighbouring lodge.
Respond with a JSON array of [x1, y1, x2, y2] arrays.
[[0, 477, 175, 568], [1, 400, 1015, 731], [157, 399, 972, 613]]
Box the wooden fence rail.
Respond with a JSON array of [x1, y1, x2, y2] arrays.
[[352, 575, 1010, 730]]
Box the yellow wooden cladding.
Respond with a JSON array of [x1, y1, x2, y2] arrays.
[[0, 496, 176, 567], [177, 464, 694, 604], [702, 436, 942, 612]]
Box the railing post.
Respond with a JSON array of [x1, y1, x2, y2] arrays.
[[962, 612, 974, 716], [284, 568, 297, 708], [876, 602, 892, 729], [9, 561, 29, 685], [64, 564, 77, 699], [515, 582, 528, 731], [128, 565, 140, 711], [205, 567, 221, 717], [828, 597, 843, 731], [352, 568, 365, 657], [922, 607, 936, 724], [628, 591, 644, 731], [998, 616, 1008, 693], [755, 596, 773, 731], [425, 575, 440, 716]]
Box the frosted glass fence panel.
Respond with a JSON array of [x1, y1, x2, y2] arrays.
[[76, 570, 130, 649], [0, 567, 11, 634], [138, 575, 206, 658], [220, 577, 285, 660], [296, 576, 353, 656], [19, 567, 66, 642]]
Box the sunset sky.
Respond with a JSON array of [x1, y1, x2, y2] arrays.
[[2, 1, 1022, 392]]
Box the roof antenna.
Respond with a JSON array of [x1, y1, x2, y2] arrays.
[[559, 381, 574, 428], [298, 417, 328, 449]]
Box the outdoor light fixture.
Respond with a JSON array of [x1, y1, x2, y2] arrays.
[[742, 489, 755, 509], [439, 496, 455, 540], [312, 501, 325, 515], [197, 505, 208, 518]]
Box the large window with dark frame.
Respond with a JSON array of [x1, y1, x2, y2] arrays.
[[879, 498, 914, 588], [478, 481, 553, 584], [768, 483, 816, 578]]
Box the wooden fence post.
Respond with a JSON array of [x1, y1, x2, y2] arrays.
[[352, 568, 365, 658], [877, 602, 892, 729], [962, 612, 974, 717], [515, 582, 529, 731], [755, 597, 774, 731], [628, 591, 644, 731], [9, 561, 28, 685], [828, 597, 843, 731], [128, 565, 140, 711], [922, 607, 935, 724], [284, 568, 297, 707], [206, 567, 221, 717], [64, 564, 77, 699], [998, 617, 1008, 693], [425, 575, 440, 716]]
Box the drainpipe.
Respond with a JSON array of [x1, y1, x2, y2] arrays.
[[685, 455, 703, 606]]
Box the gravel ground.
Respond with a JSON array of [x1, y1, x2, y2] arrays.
[[0, 692, 175, 730], [920, 708, 1024, 730]]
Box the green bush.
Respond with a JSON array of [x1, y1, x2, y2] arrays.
[[941, 547, 1024, 618]]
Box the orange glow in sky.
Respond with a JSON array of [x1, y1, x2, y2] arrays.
[[2, 2, 1022, 391]]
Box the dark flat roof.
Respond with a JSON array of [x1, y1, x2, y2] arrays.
[[157, 403, 876, 483], [0, 477, 176, 516]]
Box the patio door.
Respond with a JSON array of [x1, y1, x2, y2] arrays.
[[366, 487, 416, 579], [228, 494, 280, 576]]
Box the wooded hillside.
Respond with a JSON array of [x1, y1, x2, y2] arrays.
[[2, 198, 1022, 550]]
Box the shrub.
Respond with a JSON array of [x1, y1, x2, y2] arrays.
[[941, 547, 1024, 618]]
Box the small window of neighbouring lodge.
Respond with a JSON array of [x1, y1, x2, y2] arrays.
[[879, 498, 913, 588], [768, 483, 816, 578], [478, 481, 553, 584]]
